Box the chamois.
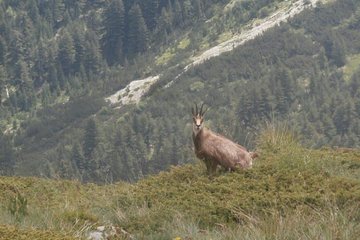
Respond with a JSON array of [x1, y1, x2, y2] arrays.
[[192, 103, 258, 175]]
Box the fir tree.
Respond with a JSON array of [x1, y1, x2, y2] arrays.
[[0, 133, 15, 175], [0, 35, 6, 65], [71, 143, 84, 173], [57, 30, 75, 76], [139, 0, 158, 31], [83, 118, 98, 162], [0, 65, 7, 105], [101, 0, 125, 65], [126, 4, 149, 59]]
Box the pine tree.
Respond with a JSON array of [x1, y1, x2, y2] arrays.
[[277, 66, 295, 104], [0, 35, 6, 65], [27, 0, 40, 23], [84, 30, 102, 75], [33, 41, 48, 88], [83, 118, 98, 162], [170, 137, 179, 166], [172, 0, 183, 27], [15, 59, 34, 111], [72, 26, 86, 73], [71, 143, 84, 173], [258, 86, 273, 117], [48, 63, 59, 92], [110, 129, 125, 181], [101, 0, 125, 65], [331, 35, 346, 67], [0, 133, 15, 175], [6, 31, 26, 76], [0, 65, 7, 105], [181, 0, 193, 21], [63, 0, 85, 19], [126, 4, 149, 59], [57, 30, 75, 76], [157, 6, 172, 38], [51, 0, 66, 27], [139, 0, 159, 31], [193, 0, 203, 19]]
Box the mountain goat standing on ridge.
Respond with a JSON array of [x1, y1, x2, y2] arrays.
[[192, 103, 258, 175]]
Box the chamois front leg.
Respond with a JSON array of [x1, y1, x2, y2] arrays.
[[203, 158, 218, 176]]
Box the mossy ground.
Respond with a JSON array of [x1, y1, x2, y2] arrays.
[[1, 129, 360, 239]]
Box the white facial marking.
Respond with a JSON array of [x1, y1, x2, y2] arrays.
[[193, 115, 203, 135]]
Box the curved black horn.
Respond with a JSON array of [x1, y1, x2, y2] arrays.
[[200, 103, 204, 116], [202, 106, 208, 115], [195, 103, 198, 116]]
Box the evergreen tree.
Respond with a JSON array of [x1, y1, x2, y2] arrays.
[[126, 4, 149, 59], [139, 0, 158, 31], [32, 41, 48, 88], [0, 133, 15, 175], [172, 0, 183, 27], [170, 137, 179, 166], [27, 0, 40, 23], [277, 66, 295, 104], [63, 0, 85, 19], [0, 65, 7, 105], [330, 35, 346, 67], [110, 128, 125, 181], [0, 35, 6, 65], [51, 0, 66, 27], [57, 30, 75, 76], [71, 143, 84, 173], [72, 26, 86, 73], [48, 63, 59, 92], [181, 0, 193, 21], [157, 6, 172, 39], [193, 0, 203, 19], [84, 30, 103, 75], [83, 118, 98, 162], [101, 0, 125, 65]]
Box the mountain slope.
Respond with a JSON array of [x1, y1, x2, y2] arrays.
[[2, 0, 360, 184], [7, 0, 320, 181], [107, 0, 322, 105], [1, 131, 360, 239]]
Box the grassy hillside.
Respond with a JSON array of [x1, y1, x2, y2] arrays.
[[1, 127, 360, 239]]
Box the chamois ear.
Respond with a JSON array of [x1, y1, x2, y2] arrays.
[[191, 106, 195, 116]]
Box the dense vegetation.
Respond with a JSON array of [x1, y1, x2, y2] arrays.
[[0, 0, 290, 182], [0, 127, 359, 239], [1, 0, 360, 184], [87, 0, 360, 182]]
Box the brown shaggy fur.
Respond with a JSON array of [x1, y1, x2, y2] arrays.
[[192, 104, 258, 175]]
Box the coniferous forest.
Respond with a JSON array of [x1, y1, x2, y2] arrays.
[[1, 0, 360, 183]]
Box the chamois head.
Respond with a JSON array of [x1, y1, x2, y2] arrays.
[[192, 103, 207, 135]]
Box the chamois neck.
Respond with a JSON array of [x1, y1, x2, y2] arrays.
[[193, 127, 207, 150]]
